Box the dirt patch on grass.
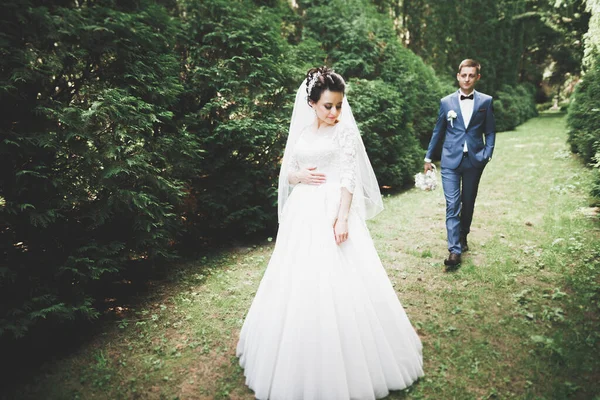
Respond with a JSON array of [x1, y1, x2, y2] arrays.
[[176, 339, 241, 399]]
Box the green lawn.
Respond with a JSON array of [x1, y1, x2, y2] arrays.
[[4, 112, 600, 399]]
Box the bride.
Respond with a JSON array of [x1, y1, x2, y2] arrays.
[[236, 67, 423, 399]]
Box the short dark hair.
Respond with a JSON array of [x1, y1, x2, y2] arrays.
[[458, 59, 481, 75], [306, 66, 346, 105]]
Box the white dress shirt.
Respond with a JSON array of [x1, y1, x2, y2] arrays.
[[459, 90, 474, 153]]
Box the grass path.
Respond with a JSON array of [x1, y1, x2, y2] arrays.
[[4, 113, 600, 399]]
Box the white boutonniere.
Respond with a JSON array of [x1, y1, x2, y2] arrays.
[[447, 110, 457, 128]]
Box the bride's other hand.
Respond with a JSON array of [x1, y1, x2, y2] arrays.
[[334, 187, 352, 245], [294, 167, 326, 185], [334, 218, 349, 245]]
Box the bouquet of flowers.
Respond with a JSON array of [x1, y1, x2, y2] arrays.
[[414, 164, 438, 191]]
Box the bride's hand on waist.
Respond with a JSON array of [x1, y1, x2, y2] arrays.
[[333, 218, 349, 245], [293, 167, 326, 185]]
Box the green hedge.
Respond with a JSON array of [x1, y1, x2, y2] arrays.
[[349, 79, 423, 188], [567, 57, 600, 204], [0, 0, 197, 338], [494, 84, 539, 132], [174, 0, 296, 243], [567, 65, 600, 165]]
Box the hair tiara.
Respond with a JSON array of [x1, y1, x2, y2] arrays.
[[307, 72, 321, 98]]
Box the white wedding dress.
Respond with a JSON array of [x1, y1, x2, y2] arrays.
[[236, 121, 423, 400]]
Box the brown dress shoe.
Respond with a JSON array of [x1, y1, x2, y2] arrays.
[[444, 252, 462, 266], [460, 236, 469, 252]]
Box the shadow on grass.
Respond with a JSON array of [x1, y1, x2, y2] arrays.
[[0, 251, 227, 397]]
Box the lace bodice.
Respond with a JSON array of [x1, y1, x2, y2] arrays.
[[288, 122, 357, 192]]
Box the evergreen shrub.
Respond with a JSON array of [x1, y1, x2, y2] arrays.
[[0, 0, 194, 338], [494, 84, 538, 132], [567, 64, 600, 164], [349, 79, 423, 189], [175, 0, 297, 242]]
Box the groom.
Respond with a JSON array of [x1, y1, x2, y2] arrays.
[[424, 59, 496, 267]]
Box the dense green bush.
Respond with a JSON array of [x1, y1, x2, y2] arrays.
[[494, 84, 539, 132], [567, 64, 600, 164], [378, 41, 452, 150], [0, 0, 196, 338], [174, 0, 296, 243], [568, 0, 600, 203], [349, 79, 423, 188]]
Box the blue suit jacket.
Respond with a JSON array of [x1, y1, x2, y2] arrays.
[[425, 90, 496, 169]]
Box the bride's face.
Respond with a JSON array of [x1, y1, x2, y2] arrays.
[[311, 90, 344, 127]]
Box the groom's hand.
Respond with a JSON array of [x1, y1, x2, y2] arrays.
[[424, 162, 434, 173]]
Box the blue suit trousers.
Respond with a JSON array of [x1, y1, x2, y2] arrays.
[[441, 154, 485, 255]]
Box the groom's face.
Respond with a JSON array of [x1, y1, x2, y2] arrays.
[[457, 66, 480, 94]]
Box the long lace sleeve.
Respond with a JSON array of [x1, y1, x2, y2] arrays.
[[338, 126, 357, 193], [288, 152, 299, 172], [287, 151, 300, 186]]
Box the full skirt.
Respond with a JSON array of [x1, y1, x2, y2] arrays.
[[236, 184, 423, 400]]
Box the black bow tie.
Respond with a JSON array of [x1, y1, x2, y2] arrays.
[[460, 94, 474, 100]]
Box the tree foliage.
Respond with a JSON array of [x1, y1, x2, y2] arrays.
[[173, 0, 296, 242], [0, 0, 197, 338], [567, 0, 600, 201], [378, 0, 589, 113], [348, 79, 423, 187], [583, 0, 600, 69]]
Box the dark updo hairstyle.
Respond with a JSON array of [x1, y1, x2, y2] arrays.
[[306, 66, 346, 105]]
